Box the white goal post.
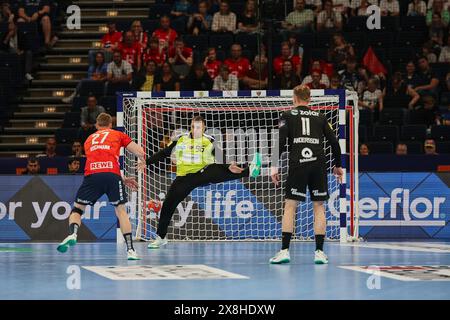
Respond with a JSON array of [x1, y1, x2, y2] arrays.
[[118, 89, 359, 243]]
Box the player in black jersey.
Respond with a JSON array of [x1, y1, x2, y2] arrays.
[[270, 85, 344, 264]]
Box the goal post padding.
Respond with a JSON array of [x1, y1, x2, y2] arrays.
[[117, 90, 358, 242]]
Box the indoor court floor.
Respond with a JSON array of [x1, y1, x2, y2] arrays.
[[1, 241, 449, 300]]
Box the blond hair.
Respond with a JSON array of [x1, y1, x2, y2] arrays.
[[293, 85, 311, 102], [96, 113, 112, 127]]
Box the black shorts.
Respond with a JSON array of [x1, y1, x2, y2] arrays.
[[285, 161, 329, 202], [75, 172, 127, 207]]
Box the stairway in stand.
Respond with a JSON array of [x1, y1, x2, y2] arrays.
[[0, 0, 151, 157]]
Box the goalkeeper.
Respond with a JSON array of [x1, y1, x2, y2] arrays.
[[138, 116, 262, 249]]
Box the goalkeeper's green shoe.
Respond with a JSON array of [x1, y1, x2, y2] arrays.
[[57, 234, 77, 253], [249, 152, 262, 178], [148, 236, 168, 249]]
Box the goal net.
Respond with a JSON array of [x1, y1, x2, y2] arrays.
[[120, 90, 359, 242]]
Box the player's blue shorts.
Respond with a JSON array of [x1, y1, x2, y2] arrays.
[[75, 172, 127, 208]]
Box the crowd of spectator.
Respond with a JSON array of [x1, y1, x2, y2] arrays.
[[2, 0, 450, 173], [0, 0, 59, 81]]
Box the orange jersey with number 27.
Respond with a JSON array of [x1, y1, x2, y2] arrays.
[[84, 129, 132, 176]]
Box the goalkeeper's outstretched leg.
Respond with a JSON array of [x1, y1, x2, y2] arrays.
[[149, 157, 261, 249]]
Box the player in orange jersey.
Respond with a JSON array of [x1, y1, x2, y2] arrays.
[[57, 113, 145, 260]]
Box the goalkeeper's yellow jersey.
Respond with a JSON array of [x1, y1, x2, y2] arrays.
[[173, 132, 215, 176]]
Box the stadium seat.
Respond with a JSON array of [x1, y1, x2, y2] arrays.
[[367, 32, 394, 48], [55, 128, 78, 144], [358, 125, 367, 143], [400, 16, 426, 31], [396, 31, 425, 47], [0, 53, 22, 85], [315, 33, 333, 49], [344, 32, 366, 52], [72, 96, 88, 111], [0, 22, 7, 34], [379, 17, 399, 32], [78, 80, 105, 98], [55, 144, 72, 157], [215, 49, 226, 61], [404, 141, 423, 154], [296, 33, 314, 49], [230, 2, 245, 15], [371, 125, 399, 142], [63, 112, 81, 128], [379, 109, 407, 126], [209, 34, 234, 51], [431, 125, 450, 141], [106, 82, 131, 96], [436, 141, 450, 154], [440, 92, 450, 106], [140, 19, 157, 34], [344, 16, 367, 32], [388, 47, 414, 65], [407, 109, 424, 125], [0, 67, 11, 86], [115, 20, 132, 32], [359, 109, 374, 127], [309, 48, 328, 61], [148, 3, 171, 19], [171, 18, 187, 34], [99, 96, 117, 114], [401, 125, 427, 141], [241, 49, 253, 60], [368, 141, 394, 154], [17, 22, 39, 53], [235, 33, 258, 51], [184, 34, 209, 51]]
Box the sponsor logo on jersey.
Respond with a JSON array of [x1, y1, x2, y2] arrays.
[[299, 157, 317, 163], [293, 137, 320, 144], [301, 147, 313, 158], [90, 145, 111, 151], [299, 109, 319, 117], [291, 109, 298, 115], [90, 161, 113, 170]]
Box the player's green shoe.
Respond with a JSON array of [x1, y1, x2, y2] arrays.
[[127, 249, 140, 260], [148, 235, 168, 249], [249, 152, 262, 178], [314, 250, 329, 264], [269, 249, 290, 264], [57, 234, 77, 253]]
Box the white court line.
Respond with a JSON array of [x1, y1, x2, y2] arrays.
[[338, 242, 450, 253]]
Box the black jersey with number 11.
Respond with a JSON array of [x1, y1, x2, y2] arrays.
[[278, 105, 342, 168]]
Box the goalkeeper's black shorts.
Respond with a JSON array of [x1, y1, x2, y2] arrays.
[[285, 161, 329, 202]]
